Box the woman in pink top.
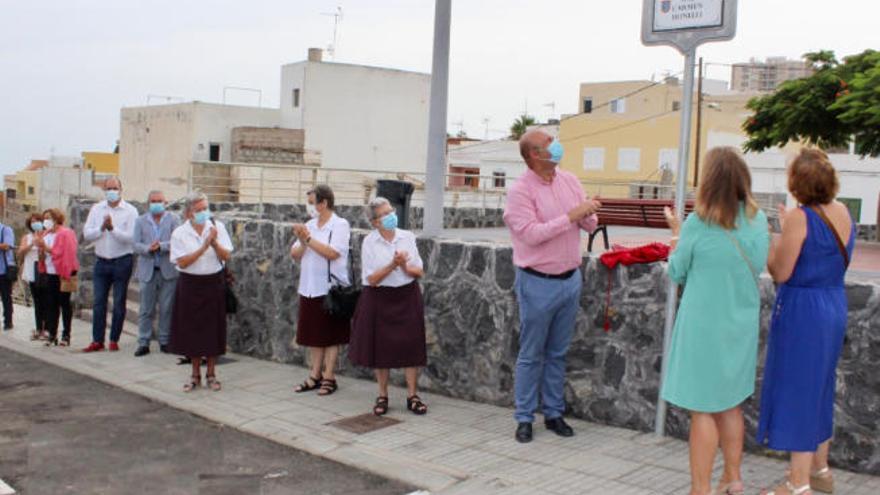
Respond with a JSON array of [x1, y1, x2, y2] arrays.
[[35, 208, 79, 346]]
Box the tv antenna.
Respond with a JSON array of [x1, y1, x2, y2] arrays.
[[321, 6, 343, 60], [481, 117, 491, 140]]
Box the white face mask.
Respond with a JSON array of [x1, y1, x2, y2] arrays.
[[43, 219, 55, 230], [306, 204, 318, 218]]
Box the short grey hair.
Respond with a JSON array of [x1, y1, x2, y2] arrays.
[[183, 191, 208, 214], [146, 190, 164, 201], [104, 176, 123, 189], [367, 197, 391, 221]]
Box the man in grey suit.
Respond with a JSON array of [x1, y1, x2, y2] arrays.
[[133, 190, 180, 357]]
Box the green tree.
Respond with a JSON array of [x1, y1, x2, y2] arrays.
[[743, 49, 880, 156], [509, 114, 536, 140]]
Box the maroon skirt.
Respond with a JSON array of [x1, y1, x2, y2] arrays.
[[168, 271, 226, 358], [296, 295, 351, 347], [349, 281, 426, 369]]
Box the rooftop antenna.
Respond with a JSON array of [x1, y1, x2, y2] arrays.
[[452, 119, 465, 137], [481, 117, 491, 140], [543, 101, 556, 122], [321, 6, 343, 60]]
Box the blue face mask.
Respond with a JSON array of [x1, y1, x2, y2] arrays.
[[149, 202, 165, 214], [547, 139, 564, 164], [193, 210, 211, 225], [31, 221, 44, 232], [380, 212, 398, 231], [106, 190, 120, 203]]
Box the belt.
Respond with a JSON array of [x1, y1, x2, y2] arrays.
[[522, 267, 576, 280], [97, 253, 133, 262]]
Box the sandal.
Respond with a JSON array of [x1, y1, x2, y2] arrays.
[[183, 375, 201, 393], [206, 375, 222, 392], [785, 467, 833, 494], [45, 338, 58, 347], [317, 379, 338, 396], [294, 375, 322, 393], [30, 330, 41, 341], [716, 480, 744, 495], [373, 396, 389, 416], [59, 338, 70, 347], [762, 481, 812, 495], [406, 395, 428, 415]]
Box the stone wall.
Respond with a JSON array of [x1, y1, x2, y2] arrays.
[[857, 224, 878, 242], [66, 200, 880, 475]]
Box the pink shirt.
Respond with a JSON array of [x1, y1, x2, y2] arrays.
[[503, 168, 598, 274]]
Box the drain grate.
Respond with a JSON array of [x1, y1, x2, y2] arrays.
[[326, 413, 401, 434]]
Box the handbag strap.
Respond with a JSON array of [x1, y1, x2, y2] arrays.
[[324, 225, 353, 287], [723, 229, 759, 287], [809, 206, 850, 268], [0, 225, 6, 270]]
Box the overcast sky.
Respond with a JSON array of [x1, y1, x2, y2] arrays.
[[1, 0, 876, 175]]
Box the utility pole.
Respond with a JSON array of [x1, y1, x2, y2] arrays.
[[693, 57, 704, 188], [423, 0, 452, 236]]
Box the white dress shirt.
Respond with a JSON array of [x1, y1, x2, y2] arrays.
[[170, 220, 234, 275], [22, 233, 39, 282], [361, 229, 423, 288], [43, 233, 57, 275], [83, 200, 139, 259], [293, 213, 351, 298]]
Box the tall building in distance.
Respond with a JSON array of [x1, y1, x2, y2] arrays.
[[731, 57, 814, 92]]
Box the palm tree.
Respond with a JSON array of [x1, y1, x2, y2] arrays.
[[509, 114, 536, 140]]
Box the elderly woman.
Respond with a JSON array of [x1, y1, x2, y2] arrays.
[[291, 185, 352, 396], [661, 147, 770, 495], [169, 192, 233, 392], [20, 214, 47, 340], [756, 149, 855, 495], [349, 197, 427, 416], [34, 209, 79, 347]]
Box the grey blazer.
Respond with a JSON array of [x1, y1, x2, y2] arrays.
[[133, 212, 181, 283]]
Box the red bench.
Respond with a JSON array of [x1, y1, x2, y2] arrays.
[[588, 198, 695, 252]]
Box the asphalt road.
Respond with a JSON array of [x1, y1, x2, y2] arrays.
[[0, 347, 414, 495]]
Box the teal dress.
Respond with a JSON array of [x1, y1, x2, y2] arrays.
[[660, 208, 770, 413]]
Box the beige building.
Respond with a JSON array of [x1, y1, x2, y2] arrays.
[[731, 57, 814, 93]]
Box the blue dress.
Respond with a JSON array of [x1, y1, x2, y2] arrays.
[[756, 206, 855, 452]]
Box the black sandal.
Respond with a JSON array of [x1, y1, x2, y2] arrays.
[[294, 375, 322, 393], [406, 395, 428, 415], [183, 375, 201, 393], [373, 396, 389, 416], [317, 379, 338, 396]]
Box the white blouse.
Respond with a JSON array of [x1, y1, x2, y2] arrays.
[[170, 220, 234, 275], [43, 233, 57, 275], [22, 233, 39, 282], [361, 229, 423, 288], [293, 213, 351, 298]]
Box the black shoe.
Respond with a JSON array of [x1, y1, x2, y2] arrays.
[[134, 346, 150, 357], [160, 344, 169, 354], [544, 417, 574, 437], [515, 422, 533, 443], [3, 322, 12, 330]]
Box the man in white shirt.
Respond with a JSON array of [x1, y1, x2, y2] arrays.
[[81, 177, 139, 352]]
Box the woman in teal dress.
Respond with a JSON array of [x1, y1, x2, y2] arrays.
[[661, 147, 770, 495]]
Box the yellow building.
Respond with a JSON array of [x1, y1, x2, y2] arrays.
[[560, 79, 756, 198], [82, 151, 119, 175]]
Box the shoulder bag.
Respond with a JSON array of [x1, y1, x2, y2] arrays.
[[810, 206, 851, 268], [322, 230, 361, 320]]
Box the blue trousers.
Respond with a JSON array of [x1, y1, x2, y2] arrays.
[[137, 270, 177, 347], [92, 255, 133, 343], [513, 268, 582, 424]]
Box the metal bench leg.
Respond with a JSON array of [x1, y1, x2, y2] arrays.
[[602, 226, 609, 250]]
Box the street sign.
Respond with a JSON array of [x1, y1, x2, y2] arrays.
[[642, 0, 737, 55], [641, 0, 738, 438]]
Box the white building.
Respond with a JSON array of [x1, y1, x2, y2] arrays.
[[119, 102, 281, 201], [280, 48, 430, 172]]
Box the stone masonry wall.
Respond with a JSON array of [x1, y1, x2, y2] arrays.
[[66, 200, 880, 475]]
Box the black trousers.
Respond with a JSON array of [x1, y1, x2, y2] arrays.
[[43, 275, 72, 340], [0, 277, 13, 326], [29, 281, 46, 331]]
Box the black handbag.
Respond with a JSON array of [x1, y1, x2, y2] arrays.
[[1, 226, 18, 281], [321, 231, 360, 320], [223, 266, 238, 314]]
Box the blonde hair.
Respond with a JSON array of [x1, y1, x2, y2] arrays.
[[695, 147, 759, 229]]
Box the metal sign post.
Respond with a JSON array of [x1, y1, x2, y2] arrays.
[[424, 0, 452, 236], [641, 0, 738, 437]]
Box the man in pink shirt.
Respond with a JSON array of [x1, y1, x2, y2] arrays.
[[503, 129, 601, 443]]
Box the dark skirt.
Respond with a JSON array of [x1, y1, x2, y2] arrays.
[[296, 295, 351, 347], [169, 271, 226, 357], [349, 281, 426, 369]]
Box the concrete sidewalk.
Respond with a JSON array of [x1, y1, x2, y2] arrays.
[[2, 304, 878, 495]]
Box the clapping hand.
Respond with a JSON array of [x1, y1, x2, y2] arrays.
[[567, 199, 601, 222], [203, 227, 218, 248], [149, 240, 161, 252], [663, 206, 681, 235], [392, 250, 409, 268], [292, 224, 310, 242], [102, 215, 114, 231]]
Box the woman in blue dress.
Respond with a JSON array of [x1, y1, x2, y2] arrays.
[[758, 149, 855, 495]]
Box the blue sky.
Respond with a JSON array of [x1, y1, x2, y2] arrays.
[[1, 0, 877, 175]]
